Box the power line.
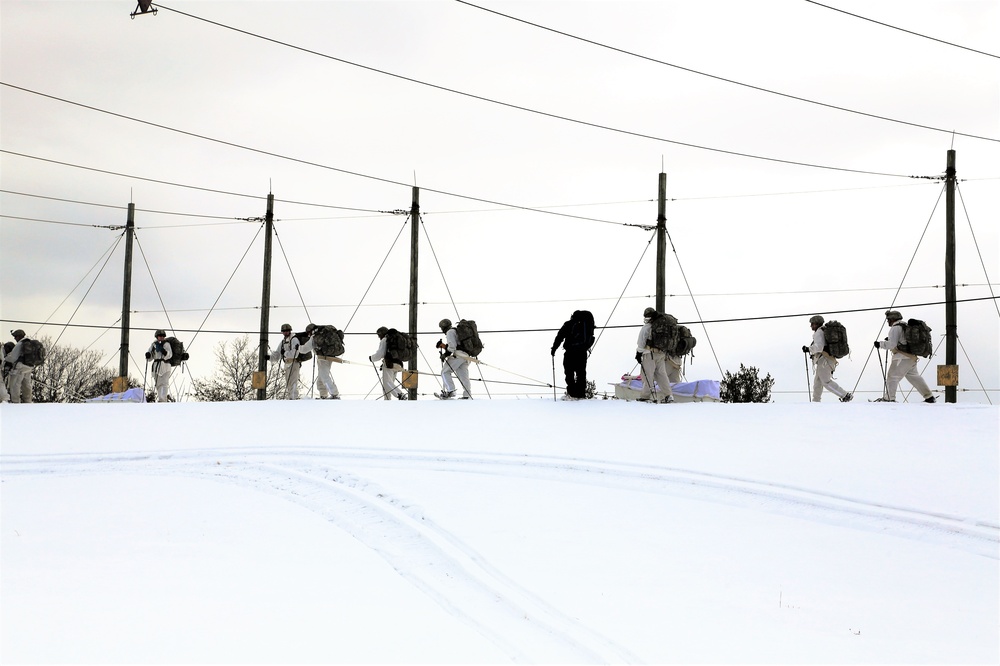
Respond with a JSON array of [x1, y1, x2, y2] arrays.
[[804, 0, 1000, 60], [0, 150, 389, 215], [455, 0, 1000, 143], [0, 189, 251, 223], [0, 93, 651, 229], [0, 154, 635, 226], [0, 213, 121, 230], [74, 282, 998, 314], [9, 149, 966, 226], [142, 6, 930, 179], [7, 296, 997, 336]]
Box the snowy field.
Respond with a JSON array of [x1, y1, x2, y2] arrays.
[[1, 400, 997, 664]]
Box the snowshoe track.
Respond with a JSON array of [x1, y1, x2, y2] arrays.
[[3, 446, 997, 661]]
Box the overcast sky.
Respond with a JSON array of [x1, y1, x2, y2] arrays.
[[1, 0, 997, 402]]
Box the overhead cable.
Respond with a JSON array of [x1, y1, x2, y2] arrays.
[[804, 0, 1000, 60], [455, 0, 999, 143], [7, 296, 998, 336], [8, 149, 974, 220], [0, 213, 121, 230], [0, 84, 653, 229], [140, 7, 929, 179], [115, 282, 1000, 314], [0, 150, 387, 215], [0, 189, 253, 223]]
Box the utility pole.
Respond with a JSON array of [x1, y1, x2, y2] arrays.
[[656, 172, 667, 313], [256, 193, 275, 400], [115, 202, 136, 393], [407, 187, 419, 400], [944, 150, 958, 403]]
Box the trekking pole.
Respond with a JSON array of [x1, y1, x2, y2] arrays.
[[803, 350, 811, 402], [881, 348, 890, 400], [465, 360, 481, 400], [370, 359, 389, 400], [551, 355, 557, 402]]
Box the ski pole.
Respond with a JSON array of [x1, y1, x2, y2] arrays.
[[370, 358, 390, 400], [551, 354, 557, 402], [881, 348, 890, 400], [804, 350, 811, 402], [143, 358, 149, 395]]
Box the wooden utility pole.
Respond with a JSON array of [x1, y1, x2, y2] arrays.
[[944, 150, 958, 403], [256, 193, 275, 400], [656, 172, 667, 313], [114, 203, 136, 393], [407, 187, 420, 400]]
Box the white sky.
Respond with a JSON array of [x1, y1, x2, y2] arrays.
[[2, 401, 998, 662], [1, 0, 998, 402]]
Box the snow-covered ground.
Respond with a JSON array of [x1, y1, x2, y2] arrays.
[[1, 399, 997, 664]]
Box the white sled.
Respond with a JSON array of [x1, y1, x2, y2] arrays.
[[612, 375, 720, 403], [85, 387, 146, 403]]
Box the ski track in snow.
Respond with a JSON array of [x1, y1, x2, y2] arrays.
[[3, 446, 997, 662]]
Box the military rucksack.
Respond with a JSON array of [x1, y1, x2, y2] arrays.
[[312, 325, 345, 358], [673, 325, 697, 356], [162, 336, 188, 367], [821, 321, 849, 359], [384, 328, 414, 364], [565, 310, 595, 351], [899, 319, 933, 357], [648, 313, 679, 353], [455, 319, 484, 357], [19, 338, 45, 367], [293, 332, 313, 363]]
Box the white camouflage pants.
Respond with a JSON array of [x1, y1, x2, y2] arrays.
[[0, 369, 9, 402], [885, 353, 932, 401], [314, 357, 339, 398], [380, 363, 403, 399], [442, 356, 471, 398], [7, 363, 32, 403], [282, 360, 301, 400], [152, 360, 172, 402], [640, 350, 673, 400], [666, 355, 683, 384], [811, 354, 848, 402]]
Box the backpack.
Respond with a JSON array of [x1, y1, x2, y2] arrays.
[[648, 313, 679, 353], [455, 319, 484, 357], [821, 321, 849, 359], [19, 338, 45, 367], [294, 332, 313, 363], [163, 337, 188, 367], [899, 319, 933, 357], [673, 325, 697, 356], [565, 310, 595, 351], [312, 325, 345, 358], [384, 328, 415, 364]]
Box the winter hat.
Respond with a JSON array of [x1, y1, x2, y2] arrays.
[[439, 318, 452, 332], [643, 307, 657, 319], [884, 310, 902, 322], [809, 315, 825, 326]]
